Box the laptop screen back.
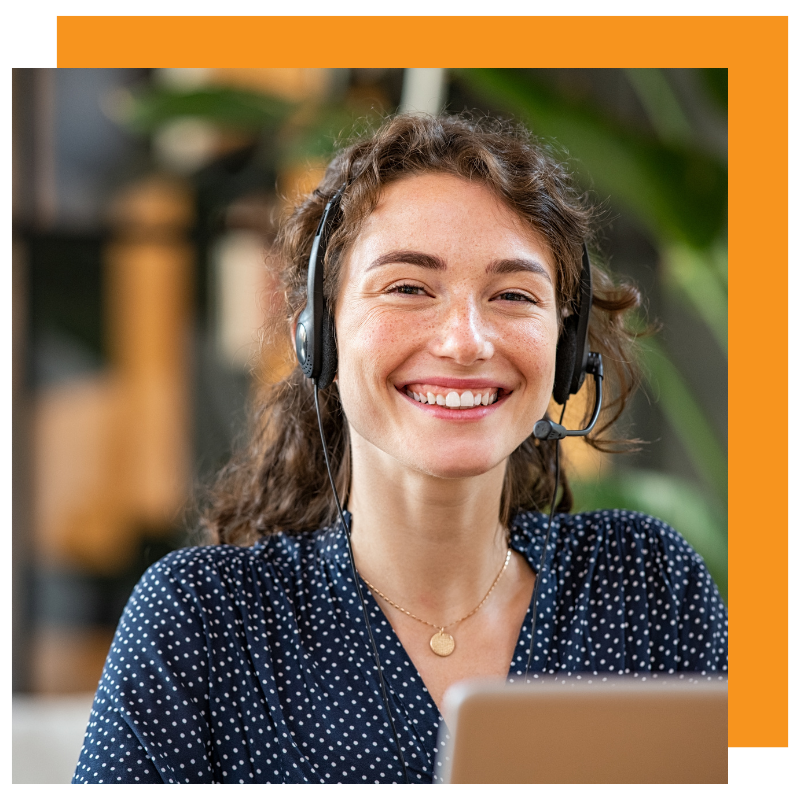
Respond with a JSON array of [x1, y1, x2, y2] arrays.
[[438, 675, 727, 783]]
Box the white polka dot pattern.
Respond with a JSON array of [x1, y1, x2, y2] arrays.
[[72, 509, 727, 783]]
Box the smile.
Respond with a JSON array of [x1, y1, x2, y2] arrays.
[[403, 383, 502, 409]]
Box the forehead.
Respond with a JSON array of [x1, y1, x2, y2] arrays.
[[348, 172, 554, 269]]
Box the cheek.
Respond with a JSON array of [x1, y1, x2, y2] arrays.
[[510, 319, 559, 382], [507, 323, 560, 426], [334, 306, 413, 427], [537, 328, 559, 382], [336, 303, 423, 380], [335, 317, 410, 450]]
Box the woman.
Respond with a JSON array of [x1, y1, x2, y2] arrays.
[[73, 114, 727, 784]]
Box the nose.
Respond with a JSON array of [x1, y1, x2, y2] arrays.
[[429, 297, 495, 365]]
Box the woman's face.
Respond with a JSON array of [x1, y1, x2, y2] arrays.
[[335, 172, 560, 480]]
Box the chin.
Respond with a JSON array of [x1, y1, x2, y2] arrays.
[[403, 446, 507, 481], [350, 420, 521, 482], [424, 464, 501, 481]]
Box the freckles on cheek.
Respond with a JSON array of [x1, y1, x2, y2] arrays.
[[517, 325, 556, 367], [513, 327, 558, 399], [341, 306, 412, 363]]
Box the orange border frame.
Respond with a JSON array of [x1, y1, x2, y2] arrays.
[[56, 15, 789, 748]]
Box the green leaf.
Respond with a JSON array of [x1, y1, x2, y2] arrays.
[[124, 86, 294, 133], [638, 337, 727, 502], [662, 242, 728, 355], [624, 68, 693, 146]]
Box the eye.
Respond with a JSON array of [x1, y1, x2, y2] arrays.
[[387, 283, 427, 296], [494, 290, 537, 304]]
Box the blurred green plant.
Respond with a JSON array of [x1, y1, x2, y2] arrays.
[[117, 83, 382, 174], [456, 68, 727, 249], [122, 86, 294, 133], [456, 68, 728, 599]]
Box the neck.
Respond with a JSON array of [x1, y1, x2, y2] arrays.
[[346, 429, 509, 625]]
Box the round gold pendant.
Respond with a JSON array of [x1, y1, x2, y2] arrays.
[[430, 630, 455, 657]]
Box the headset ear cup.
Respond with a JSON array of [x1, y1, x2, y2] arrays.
[[552, 314, 578, 406], [317, 304, 338, 390]]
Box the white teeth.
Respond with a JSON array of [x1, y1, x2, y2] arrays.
[[407, 387, 501, 408]]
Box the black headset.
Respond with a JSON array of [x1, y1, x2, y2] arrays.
[[294, 187, 345, 392], [294, 184, 604, 436], [293, 184, 605, 781]]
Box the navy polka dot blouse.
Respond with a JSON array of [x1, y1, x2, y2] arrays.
[[72, 509, 728, 783]]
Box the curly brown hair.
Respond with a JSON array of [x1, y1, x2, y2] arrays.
[[203, 113, 642, 546]]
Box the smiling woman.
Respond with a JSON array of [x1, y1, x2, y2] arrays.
[[73, 114, 727, 784]]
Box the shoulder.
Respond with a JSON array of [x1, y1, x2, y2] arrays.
[[514, 507, 696, 552], [512, 507, 710, 583], [512, 509, 727, 672], [111, 529, 342, 660], [132, 527, 334, 606], [151, 527, 330, 572], [513, 507, 725, 610], [130, 527, 346, 598], [566, 508, 698, 553]]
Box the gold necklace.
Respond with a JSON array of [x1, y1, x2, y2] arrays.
[[361, 547, 512, 658]]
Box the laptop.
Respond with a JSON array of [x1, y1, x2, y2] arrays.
[[437, 675, 727, 783]]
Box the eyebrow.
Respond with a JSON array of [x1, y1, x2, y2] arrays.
[[486, 258, 552, 284], [367, 250, 552, 284], [366, 250, 446, 271]]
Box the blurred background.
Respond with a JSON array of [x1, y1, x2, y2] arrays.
[[12, 67, 727, 782]]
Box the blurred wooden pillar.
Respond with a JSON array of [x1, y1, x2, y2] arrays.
[[105, 176, 194, 529], [33, 175, 195, 577]]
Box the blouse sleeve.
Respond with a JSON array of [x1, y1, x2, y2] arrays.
[[635, 514, 728, 673], [72, 550, 217, 783]]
